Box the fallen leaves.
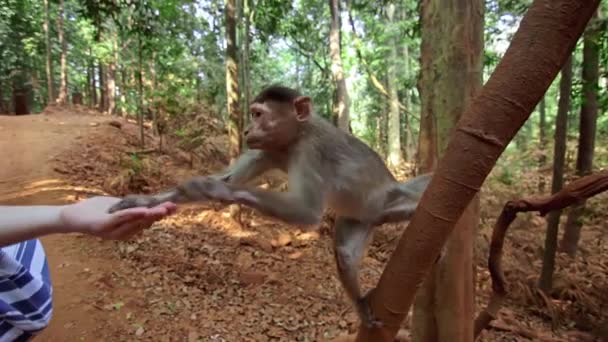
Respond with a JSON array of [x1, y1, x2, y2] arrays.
[[50, 111, 608, 341]]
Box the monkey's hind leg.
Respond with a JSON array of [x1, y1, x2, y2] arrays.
[[333, 217, 382, 328]]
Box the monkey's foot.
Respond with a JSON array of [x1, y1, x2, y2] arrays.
[[108, 195, 160, 213], [357, 290, 384, 329]]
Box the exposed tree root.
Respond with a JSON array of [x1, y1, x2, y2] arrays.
[[474, 169, 608, 340]]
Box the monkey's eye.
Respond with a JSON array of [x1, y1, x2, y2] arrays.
[[251, 111, 262, 119]]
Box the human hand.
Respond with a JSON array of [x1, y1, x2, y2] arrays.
[[59, 196, 177, 240]]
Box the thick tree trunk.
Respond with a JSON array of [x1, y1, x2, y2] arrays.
[[56, 0, 68, 105], [43, 0, 54, 104], [328, 0, 350, 131], [386, 3, 404, 169], [355, 1, 600, 340], [559, 11, 600, 257], [538, 55, 572, 293], [412, 1, 483, 341]]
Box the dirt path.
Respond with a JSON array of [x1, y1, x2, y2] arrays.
[[0, 113, 131, 341]]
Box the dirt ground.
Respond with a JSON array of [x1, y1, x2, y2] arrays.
[[0, 108, 606, 341]]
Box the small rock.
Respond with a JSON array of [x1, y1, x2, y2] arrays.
[[135, 326, 144, 337], [271, 232, 292, 247], [239, 236, 273, 253], [89, 122, 99, 127]]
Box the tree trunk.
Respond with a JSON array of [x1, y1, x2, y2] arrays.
[[107, 39, 117, 115], [328, 0, 350, 131], [0, 83, 5, 113], [56, 0, 68, 105], [538, 55, 572, 293], [43, 0, 54, 104], [386, 3, 404, 170], [242, 0, 251, 127], [355, 1, 599, 340], [13, 85, 29, 115], [150, 51, 158, 135], [98, 63, 107, 112], [225, 0, 243, 221], [538, 96, 547, 192], [402, 43, 416, 163], [412, 1, 483, 342], [559, 11, 600, 257], [89, 49, 97, 108], [138, 36, 145, 147]]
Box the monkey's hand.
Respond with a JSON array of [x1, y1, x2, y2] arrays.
[[108, 194, 162, 213], [357, 289, 384, 329], [108, 177, 237, 214]]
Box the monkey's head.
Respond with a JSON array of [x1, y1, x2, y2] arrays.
[[245, 85, 312, 150]]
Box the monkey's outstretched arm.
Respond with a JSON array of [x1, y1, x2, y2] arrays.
[[108, 150, 276, 213]]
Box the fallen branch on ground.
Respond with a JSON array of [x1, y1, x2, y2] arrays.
[[474, 169, 608, 339]]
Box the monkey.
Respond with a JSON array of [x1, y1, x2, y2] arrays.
[[108, 85, 432, 328]]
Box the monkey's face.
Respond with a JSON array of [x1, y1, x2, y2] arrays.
[[245, 100, 304, 150]]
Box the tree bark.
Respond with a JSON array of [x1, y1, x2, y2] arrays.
[[412, 1, 483, 341], [43, 0, 54, 104], [329, 0, 350, 131], [107, 38, 117, 115], [138, 35, 144, 147], [225, 0, 242, 159], [559, 10, 600, 257], [56, 0, 68, 105], [226, 0, 243, 221], [98, 63, 107, 112], [355, 1, 600, 340], [89, 49, 97, 108], [538, 55, 572, 293], [386, 3, 404, 170], [242, 0, 251, 127], [538, 96, 547, 192]]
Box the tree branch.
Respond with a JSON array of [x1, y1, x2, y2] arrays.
[[473, 169, 608, 339]]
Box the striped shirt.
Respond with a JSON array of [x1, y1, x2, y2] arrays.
[[0, 239, 53, 341]]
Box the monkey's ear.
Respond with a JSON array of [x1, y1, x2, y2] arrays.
[[293, 96, 312, 122]]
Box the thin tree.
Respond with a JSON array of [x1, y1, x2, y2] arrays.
[[44, 0, 54, 104], [226, 0, 243, 221], [328, 0, 350, 131], [385, 3, 404, 169], [56, 0, 68, 105], [354, 1, 600, 340], [539, 55, 572, 293], [412, 1, 483, 341], [538, 96, 547, 192], [559, 10, 600, 257]]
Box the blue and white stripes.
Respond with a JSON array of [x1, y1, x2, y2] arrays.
[[0, 239, 53, 341]]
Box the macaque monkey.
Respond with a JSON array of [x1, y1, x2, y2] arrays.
[[109, 85, 431, 328]]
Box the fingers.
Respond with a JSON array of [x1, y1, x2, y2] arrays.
[[101, 201, 177, 240]]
